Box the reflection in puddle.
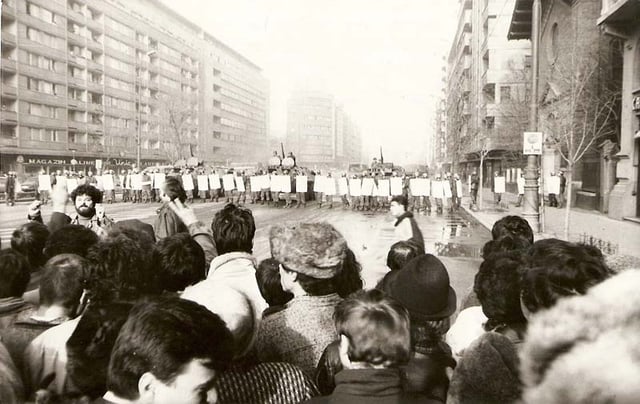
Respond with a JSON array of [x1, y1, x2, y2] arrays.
[[433, 242, 483, 258]]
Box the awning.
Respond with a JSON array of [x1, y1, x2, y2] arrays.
[[508, 0, 533, 40]]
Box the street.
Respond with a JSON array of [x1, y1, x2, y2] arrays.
[[0, 199, 489, 308]]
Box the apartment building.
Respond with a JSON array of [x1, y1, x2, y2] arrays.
[[443, 0, 530, 187], [0, 0, 268, 176], [286, 90, 362, 167]]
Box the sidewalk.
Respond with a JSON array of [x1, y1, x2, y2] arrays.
[[460, 188, 640, 259]]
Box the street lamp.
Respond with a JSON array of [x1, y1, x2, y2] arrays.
[[522, 0, 542, 233]]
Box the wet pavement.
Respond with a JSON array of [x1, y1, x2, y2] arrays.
[[0, 200, 490, 311]]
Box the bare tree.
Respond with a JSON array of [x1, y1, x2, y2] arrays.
[[157, 94, 197, 164], [541, 47, 620, 239]]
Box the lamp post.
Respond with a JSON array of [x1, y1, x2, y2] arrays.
[[522, 0, 542, 233]]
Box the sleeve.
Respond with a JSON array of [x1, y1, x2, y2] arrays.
[[187, 221, 217, 269]]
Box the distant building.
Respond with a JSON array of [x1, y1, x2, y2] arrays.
[[443, 0, 530, 188], [0, 0, 268, 175], [286, 90, 361, 167]]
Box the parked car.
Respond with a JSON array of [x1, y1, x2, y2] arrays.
[[0, 175, 38, 201]]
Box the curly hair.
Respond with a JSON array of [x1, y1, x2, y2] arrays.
[[474, 251, 527, 330], [11, 221, 50, 270], [491, 215, 533, 244], [161, 176, 187, 203], [211, 203, 255, 254], [521, 239, 612, 314], [70, 184, 103, 204]]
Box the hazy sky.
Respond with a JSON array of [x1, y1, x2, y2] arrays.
[[160, 0, 458, 164]]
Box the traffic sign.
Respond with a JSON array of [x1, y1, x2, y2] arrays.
[[523, 132, 543, 155]]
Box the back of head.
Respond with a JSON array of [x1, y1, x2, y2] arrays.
[[491, 215, 534, 244], [111, 220, 156, 244], [211, 204, 256, 255], [154, 233, 205, 292], [474, 251, 527, 330], [70, 184, 103, 204], [390, 195, 408, 210], [335, 289, 411, 368], [86, 234, 158, 304], [481, 234, 532, 259], [334, 248, 363, 298], [161, 176, 187, 203], [66, 301, 133, 399], [39, 254, 88, 312], [255, 258, 293, 306], [11, 221, 50, 270], [521, 269, 640, 403], [386, 240, 421, 271], [44, 225, 99, 259], [0, 249, 30, 298], [521, 239, 612, 314], [107, 297, 234, 400]]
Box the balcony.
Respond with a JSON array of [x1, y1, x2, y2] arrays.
[[67, 9, 86, 24], [1, 31, 16, 46], [87, 123, 103, 133], [1, 2, 16, 19], [68, 55, 87, 68], [67, 31, 85, 46], [87, 102, 104, 114], [86, 59, 104, 72], [67, 99, 87, 110], [68, 76, 86, 88], [1, 57, 17, 72], [0, 109, 18, 124], [1, 83, 17, 97], [599, 0, 640, 24]]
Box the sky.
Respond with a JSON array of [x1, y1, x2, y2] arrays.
[[159, 0, 458, 164]]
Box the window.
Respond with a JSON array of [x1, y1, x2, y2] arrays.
[[26, 78, 59, 95], [28, 103, 58, 118], [27, 2, 56, 24], [26, 28, 61, 49], [29, 128, 60, 142], [484, 116, 495, 129], [500, 86, 511, 101], [549, 23, 559, 62], [68, 132, 87, 144], [26, 52, 56, 71]]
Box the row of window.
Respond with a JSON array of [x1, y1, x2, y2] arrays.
[[26, 27, 63, 50], [219, 87, 261, 108], [27, 2, 57, 24]]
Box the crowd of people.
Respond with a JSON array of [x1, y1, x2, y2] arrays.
[[0, 173, 637, 403]]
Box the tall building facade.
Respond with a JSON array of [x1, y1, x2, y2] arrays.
[[598, 0, 640, 220], [286, 90, 361, 167], [1, 0, 268, 176], [443, 0, 530, 187]]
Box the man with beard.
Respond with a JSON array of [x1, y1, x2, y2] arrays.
[[28, 183, 113, 238]]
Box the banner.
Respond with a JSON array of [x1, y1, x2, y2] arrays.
[[235, 176, 246, 192], [324, 177, 336, 196], [131, 174, 143, 191], [517, 176, 525, 195], [409, 178, 420, 196], [361, 178, 375, 196], [38, 175, 51, 191], [208, 174, 221, 190], [338, 177, 349, 195], [102, 174, 115, 191], [250, 176, 261, 192], [279, 175, 291, 193], [153, 173, 166, 189], [222, 174, 235, 191], [494, 176, 506, 194], [377, 179, 390, 197], [269, 175, 280, 192], [260, 174, 271, 190], [314, 176, 325, 192], [197, 175, 209, 191], [181, 174, 194, 191], [390, 177, 403, 196], [443, 180, 453, 198], [349, 178, 362, 197], [418, 178, 431, 197], [296, 176, 308, 193], [431, 180, 443, 199], [547, 175, 560, 194], [455, 180, 463, 197]]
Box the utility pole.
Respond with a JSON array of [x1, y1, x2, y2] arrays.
[[522, 0, 541, 233]]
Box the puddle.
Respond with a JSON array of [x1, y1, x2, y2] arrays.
[[432, 242, 483, 258]]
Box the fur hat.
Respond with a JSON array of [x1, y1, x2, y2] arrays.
[[379, 254, 456, 321], [269, 223, 347, 279], [521, 268, 640, 403], [447, 331, 521, 403]]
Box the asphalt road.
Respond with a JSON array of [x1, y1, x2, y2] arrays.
[[0, 199, 490, 312]]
